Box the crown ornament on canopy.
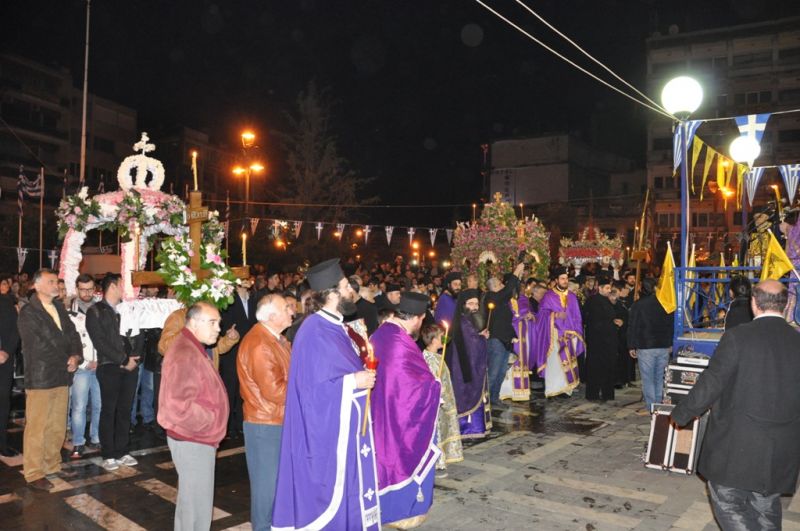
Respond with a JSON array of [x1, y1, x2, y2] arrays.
[[117, 132, 166, 191]]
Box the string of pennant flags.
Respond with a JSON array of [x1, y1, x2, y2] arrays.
[[674, 113, 800, 209], [223, 217, 455, 247]]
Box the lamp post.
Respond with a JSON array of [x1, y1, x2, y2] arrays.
[[661, 76, 703, 269], [233, 130, 265, 218]]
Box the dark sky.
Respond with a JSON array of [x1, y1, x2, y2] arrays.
[[4, 0, 799, 226]]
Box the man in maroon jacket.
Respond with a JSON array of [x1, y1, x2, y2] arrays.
[[159, 302, 229, 531]]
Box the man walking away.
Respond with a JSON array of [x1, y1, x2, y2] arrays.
[[672, 280, 800, 529]]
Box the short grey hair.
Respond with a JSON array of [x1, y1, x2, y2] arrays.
[[256, 293, 284, 322], [486, 277, 501, 292]]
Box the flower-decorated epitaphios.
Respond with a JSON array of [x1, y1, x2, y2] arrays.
[[559, 226, 625, 274], [451, 193, 550, 286]]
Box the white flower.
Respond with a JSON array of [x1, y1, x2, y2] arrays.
[[78, 187, 89, 200]]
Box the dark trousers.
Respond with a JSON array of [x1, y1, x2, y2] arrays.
[[585, 350, 615, 401], [0, 359, 14, 450], [97, 364, 138, 460], [708, 481, 781, 531], [219, 351, 242, 433]]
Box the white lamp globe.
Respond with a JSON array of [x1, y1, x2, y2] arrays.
[[661, 76, 703, 117], [729, 136, 761, 166]]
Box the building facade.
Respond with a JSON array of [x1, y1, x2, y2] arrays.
[[646, 17, 800, 260]]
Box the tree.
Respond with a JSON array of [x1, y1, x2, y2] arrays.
[[274, 82, 376, 262]]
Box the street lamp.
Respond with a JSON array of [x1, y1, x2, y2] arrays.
[[729, 136, 760, 168], [661, 75, 703, 269], [234, 130, 266, 217]]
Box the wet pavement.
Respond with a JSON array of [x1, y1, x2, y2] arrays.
[[1, 385, 799, 530]]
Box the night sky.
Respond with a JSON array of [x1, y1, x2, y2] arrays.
[[4, 0, 799, 227]]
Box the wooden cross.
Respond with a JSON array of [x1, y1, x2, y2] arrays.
[[131, 190, 249, 286]]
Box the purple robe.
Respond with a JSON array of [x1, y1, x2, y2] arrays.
[[370, 322, 441, 525], [448, 316, 491, 437], [272, 312, 380, 530], [433, 292, 456, 326], [531, 289, 585, 390]]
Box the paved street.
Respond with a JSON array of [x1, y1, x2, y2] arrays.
[[1, 385, 799, 530]]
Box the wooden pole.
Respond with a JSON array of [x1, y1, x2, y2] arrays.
[[39, 168, 44, 268]]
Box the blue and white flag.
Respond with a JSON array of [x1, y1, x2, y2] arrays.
[[745, 166, 766, 206], [734, 113, 771, 144], [18, 166, 43, 217], [779, 164, 800, 204], [673, 120, 702, 171]]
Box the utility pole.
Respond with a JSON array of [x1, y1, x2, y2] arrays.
[[79, 0, 91, 186]]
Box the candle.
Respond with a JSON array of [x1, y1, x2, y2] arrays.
[[486, 301, 496, 331], [519, 203, 524, 220], [191, 151, 199, 191], [362, 342, 378, 436], [771, 185, 782, 217], [241, 232, 247, 266], [472, 203, 477, 223], [437, 321, 450, 380], [133, 224, 141, 272]]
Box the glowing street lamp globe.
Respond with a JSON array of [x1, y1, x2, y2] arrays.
[[729, 136, 761, 167], [661, 76, 703, 117]]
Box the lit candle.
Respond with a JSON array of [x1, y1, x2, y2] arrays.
[[133, 224, 141, 272], [191, 151, 199, 191], [519, 203, 524, 219], [771, 185, 782, 217], [362, 342, 379, 436], [437, 321, 450, 380], [472, 203, 477, 223], [486, 301, 496, 331], [241, 232, 247, 266]]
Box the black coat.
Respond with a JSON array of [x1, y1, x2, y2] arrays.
[[221, 292, 258, 354], [0, 294, 19, 362], [86, 300, 129, 367], [18, 294, 82, 389], [672, 315, 800, 495], [484, 276, 521, 348], [626, 294, 673, 350], [355, 298, 379, 335], [724, 296, 753, 330], [584, 294, 619, 359]]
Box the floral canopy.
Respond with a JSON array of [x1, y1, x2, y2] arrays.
[[558, 226, 625, 275]]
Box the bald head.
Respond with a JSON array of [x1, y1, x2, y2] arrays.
[[751, 280, 788, 316], [185, 302, 222, 345]]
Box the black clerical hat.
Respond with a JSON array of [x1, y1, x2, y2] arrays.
[[385, 283, 402, 293], [597, 274, 613, 287], [460, 288, 480, 301], [444, 271, 462, 285], [306, 258, 345, 292], [550, 266, 570, 279], [397, 292, 430, 316]]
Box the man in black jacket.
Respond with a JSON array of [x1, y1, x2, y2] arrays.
[[0, 282, 20, 457], [724, 275, 753, 330], [672, 280, 800, 529], [484, 264, 525, 407], [18, 269, 82, 491], [626, 278, 673, 414], [86, 273, 140, 471]]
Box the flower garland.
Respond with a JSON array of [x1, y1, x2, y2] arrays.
[[56, 187, 101, 238], [559, 226, 625, 270], [155, 212, 238, 309], [451, 196, 550, 287]]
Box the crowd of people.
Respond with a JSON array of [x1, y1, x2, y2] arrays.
[[0, 255, 796, 529]]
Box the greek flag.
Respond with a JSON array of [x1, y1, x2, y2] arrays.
[[745, 166, 766, 206], [673, 120, 702, 171], [779, 164, 800, 204], [734, 113, 771, 144], [18, 166, 43, 217]]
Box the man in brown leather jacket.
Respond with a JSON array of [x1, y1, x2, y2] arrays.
[[236, 293, 294, 531]]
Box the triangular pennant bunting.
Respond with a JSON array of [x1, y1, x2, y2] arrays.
[[16, 247, 28, 273], [272, 220, 282, 239], [445, 229, 453, 245], [407, 227, 415, 246], [700, 147, 716, 200], [429, 228, 437, 246], [364, 225, 371, 245], [48, 249, 59, 269], [690, 138, 704, 194], [293, 221, 302, 239], [673, 120, 702, 171], [745, 167, 766, 206], [385, 226, 394, 246], [779, 164, 800, 204], [250, 218, 260, 236], [336, 223, 345, 240], [315, 222, 323, 240], [734, 113, 771, 144]]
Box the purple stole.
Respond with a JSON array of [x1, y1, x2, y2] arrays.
[[531, 289, 585, 386]]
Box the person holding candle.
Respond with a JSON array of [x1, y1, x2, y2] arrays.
[[448, 288, 492, 438], [272, 258, 380, 530], [421, 323, 463, 477], [433, 271, 461, 326], [370, 291, 441, 528]]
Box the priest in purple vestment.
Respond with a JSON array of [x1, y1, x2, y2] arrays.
[[272, 259, 381, 531], [433, 271, 461, 326], [448, 289, 492, 437], [371, 292, 442, 528], [531, 267, 585, 397]]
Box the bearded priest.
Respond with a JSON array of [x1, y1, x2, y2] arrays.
[[371, 292, 442, 528], [271, 258, 380, 530]]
